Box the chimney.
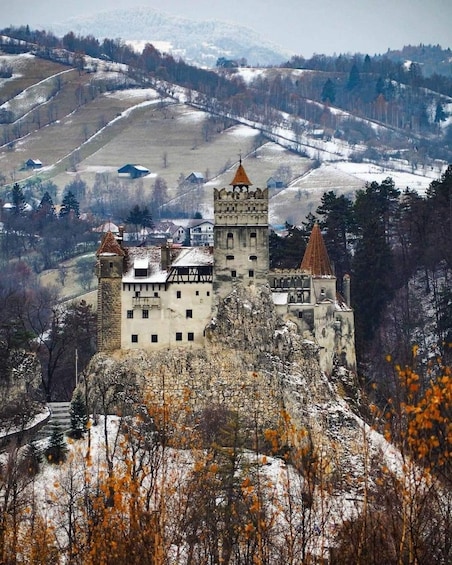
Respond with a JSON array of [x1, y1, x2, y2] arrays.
[[343, 273, 351, 307], [118, 225, 125, 246], [161, 238, 173, 271]]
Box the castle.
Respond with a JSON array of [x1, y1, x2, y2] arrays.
[[96, 162, 356, 374]]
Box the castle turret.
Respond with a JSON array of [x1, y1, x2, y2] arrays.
[[213, 161, 269, 303], [96, 231, 126, 351]]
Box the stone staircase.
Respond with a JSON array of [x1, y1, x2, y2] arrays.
[[34, 402, 71, 445]]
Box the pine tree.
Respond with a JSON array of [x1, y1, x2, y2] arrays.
[[69, 390, 88, 439], [37, 191, 56, 220], [11, 182, 26, 215], [45, 425, 68, 464], [321, 78, 336, 104], [59, 190, 80, 219]]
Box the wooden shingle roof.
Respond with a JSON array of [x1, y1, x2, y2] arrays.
[[230, 162, 252, 187], [300, 223, 334, 276], [96, 231, 125, 256]]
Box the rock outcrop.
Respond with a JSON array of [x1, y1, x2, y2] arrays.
[[85, 284, 383, 490]]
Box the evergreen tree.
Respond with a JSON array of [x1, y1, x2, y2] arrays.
[[11, 182, 26, 214], [321, 78, 336, 104], [59, 190, 80, 219], [352, 179, 400, 347], [37, 191, 56, 220], [347, 64, 360, 90], [69, 389, 88, 439], [45, 425, 68, 464], [316, 191, 354, 282], [126, 204, 153, 235], [434, 101, 447, 123]]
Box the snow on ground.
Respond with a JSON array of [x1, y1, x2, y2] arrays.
[[225, 123, 259, 138], [105, 87, 160, 101], [177, 107, 208, 122], [336, 161, 436, 194]]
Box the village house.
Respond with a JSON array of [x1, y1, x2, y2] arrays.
[[26, 158, 42, 169], [117, 164, 150, 179]]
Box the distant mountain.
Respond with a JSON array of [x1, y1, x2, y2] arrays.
[[48, 7, 292, 68]]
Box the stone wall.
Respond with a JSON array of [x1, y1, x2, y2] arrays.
[[97, 277, 122, 351]]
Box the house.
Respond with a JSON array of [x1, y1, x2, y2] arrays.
[[151, 221, 188, 245], [117, 164, 150, 179], [266, 177, 284, 189], [26, 159, 42, 169], [186, 172, 204, 184], [97, 162, 356, 374], [188, 219, 214, 247]]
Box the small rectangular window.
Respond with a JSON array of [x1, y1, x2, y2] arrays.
[[298, 311, 303, 319], [177, 291, 181, 299], [151, 334, 158, 343], [127, 310, 133, 319], [186, 309, 192, 319], [187, 332, 194, 341], [142, 309, 149, 319], [196, 291, 199, 296], [207, 291, 210, 296], [249, 270, 254, 278], [176, 332, 182, 341], [231, 270, 237, 278], [131, 334, 138, 343]]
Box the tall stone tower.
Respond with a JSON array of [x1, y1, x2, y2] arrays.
[[96, 231, 126, 351], [213, 161, 269, 303]]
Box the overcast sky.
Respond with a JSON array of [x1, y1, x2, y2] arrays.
[[1, 0, 451, 57]]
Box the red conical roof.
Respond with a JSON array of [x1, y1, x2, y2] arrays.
[[230, 162, 252, 187], [96, 231, 125, 256], [300, 223, 333, 276]]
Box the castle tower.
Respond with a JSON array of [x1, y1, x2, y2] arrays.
[[213, 161, 269, 302], [300, 222, 336, 302], [96, 231, 126, 351]]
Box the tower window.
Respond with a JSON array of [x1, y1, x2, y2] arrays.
[[131, 334, 138, 343], [176, 332, 182, 341], [249, 270, 254, 278], [249, 255, 257, 261], [109, 262, 113, 269], [127, 310, 133, 319], [231, 270, 237, 278], [177, 291, 181, 299], [151, 334, 158, 343], [186, 309, 192, 318], [187, 332, 194, 341], [226, 255, 234, 261], [142, 309, 149, 319]]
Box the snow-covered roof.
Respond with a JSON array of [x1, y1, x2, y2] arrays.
[[171, 246, 213, 267], [133, 258, 149, 269]]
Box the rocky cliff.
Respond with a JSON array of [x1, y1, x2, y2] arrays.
[[85, 284, 387, 491]]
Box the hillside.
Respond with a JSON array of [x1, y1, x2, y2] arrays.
[[0, 42, 448, 226]]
